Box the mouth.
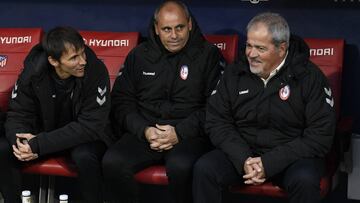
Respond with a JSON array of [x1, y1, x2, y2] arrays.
[[249, 59, 261, 67]]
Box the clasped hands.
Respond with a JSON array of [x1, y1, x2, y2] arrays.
[[12, 133, 38, 162], [145, 124, 179, 152], [243, 157, 266, 185]]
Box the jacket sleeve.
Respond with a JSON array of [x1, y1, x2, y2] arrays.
[[261, 68, 336, 178], [0, 109, 5, 137], [175, 47, 224, 140], [5, 76, 40, 145], [206, 67, 253, 176], [35, 59, 112, 156], [111, 51, 151, 141]]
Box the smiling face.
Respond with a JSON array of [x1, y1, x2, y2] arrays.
[[154, 2, 192, 53], [48, 43, 86, 79], [246, 23, 286, 79]]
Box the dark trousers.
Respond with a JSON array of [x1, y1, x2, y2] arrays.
[[102, 133, 211, 203], [193, 149, 324, 203], [0, 137, 106, 203]]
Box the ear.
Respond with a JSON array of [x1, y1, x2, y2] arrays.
[[48, 56, 59, 67], [188, 18, 192, 31], [278, 42, 287, 57], [154, 23, 160, 35]]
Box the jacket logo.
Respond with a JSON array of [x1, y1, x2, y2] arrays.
[[180, 65, 189, 80], [143, 71, 155, 76], [96, 86, 107, 106], [98, 86, 107, 96], [11, 82, 18, 99], [324, 87, 334, 107], [239, 89, 249, 95], [279, 85, 290, 100]]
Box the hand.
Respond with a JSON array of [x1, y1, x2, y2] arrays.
[[12, 134, 38, 161], [243, 157, 266, 185], [144, 126, 167, 151], [155, 124, 179, 150]]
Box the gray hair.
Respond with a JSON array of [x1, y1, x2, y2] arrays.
[[247, 12, 290, 48], [153, 0, 191, 24]]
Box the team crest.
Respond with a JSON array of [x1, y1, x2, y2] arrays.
[[180, 65, 189, 80], [279, 85, 290, 101], [0, 55, 8, 68]]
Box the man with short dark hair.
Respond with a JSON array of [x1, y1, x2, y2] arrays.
[[102, 1, 224, 203], [0, 26, 112, 203], [193, 12, 336, 203]]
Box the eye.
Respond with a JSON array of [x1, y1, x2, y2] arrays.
[[162, 27, 171, 33], [175, 25, 185, 31]]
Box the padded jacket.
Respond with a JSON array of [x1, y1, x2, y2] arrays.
[[5, 44, 113, 156], [111, 17, 224, 141], [206, 35, 336, 178]]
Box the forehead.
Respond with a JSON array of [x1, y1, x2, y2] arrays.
[[61, 43, 83, 59], [247, 23, 273, 45], [156, 4, 188, 26]]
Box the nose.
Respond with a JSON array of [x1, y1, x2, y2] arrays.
[[247, 48, 258, 58], [79, 53, 87, 66], [170, 29, 178, 39]]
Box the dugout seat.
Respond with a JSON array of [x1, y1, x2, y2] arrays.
[[20, 30, 140, 203], [134, 34, 239, 185], [229, 38, 351, 199], [0, 28, 43, 111], [80, 30, 140, 86]]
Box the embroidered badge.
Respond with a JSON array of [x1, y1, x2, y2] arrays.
[[180, 65, 189, 80], [279, 85, 290, 101]]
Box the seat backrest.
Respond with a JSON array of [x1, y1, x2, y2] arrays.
[[304, 38, 344, 119], [204, 34, 239, 64], [79, 31, 140, 87], [0, 28, 43, 110]]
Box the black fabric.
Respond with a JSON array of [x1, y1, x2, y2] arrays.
[[5, 44, 113, 156], [50, 70, 75, 128], [206, 35, 336, 178], [193, 149, 324, 203], [110, 15, 225, 141], [70, 141, 107, 203], [0, 137, 106, 203], [0, 137, 21, 203], [102, 133, 211, 203]]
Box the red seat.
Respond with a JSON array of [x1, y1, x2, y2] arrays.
[[80, 30, 140, 86], [134, 34, 239, 185], [0, 28, 43, 111], [229, 38, 351, 198], [204, 34, 239, 64]]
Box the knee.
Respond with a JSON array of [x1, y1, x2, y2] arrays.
[[286, 168, 320, 191], [102, 149, 132, 178], [166, 155, 196, 180], [193, 155, 216, 178], [71, 149, 100, 169]]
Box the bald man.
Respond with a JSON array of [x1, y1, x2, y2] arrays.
[[102, 1, 224, 202]]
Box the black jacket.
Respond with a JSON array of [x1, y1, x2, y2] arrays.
[[206, 35, 336, 178], [0, 109, 5, 137], [5, 44, 113, 156], [111, 17, 224, 141]]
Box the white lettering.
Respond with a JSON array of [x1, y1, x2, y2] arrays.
[[84, 38, 129, 47], [0, 36, 32, 44], [309, 48, 334, 56], [142, 71, 155, 76], [214, 43, 226, 50]]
